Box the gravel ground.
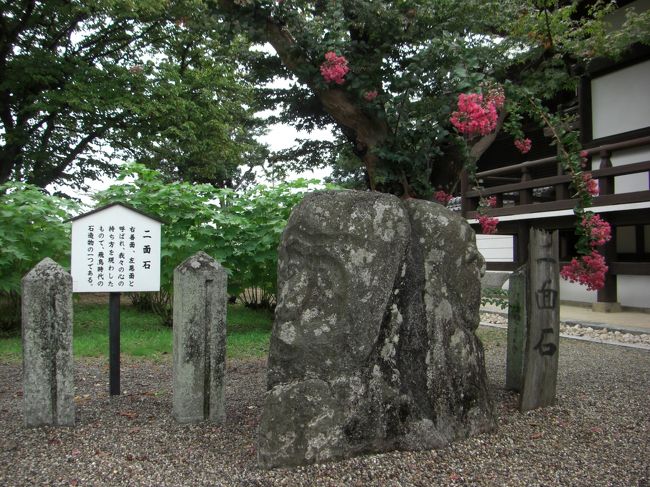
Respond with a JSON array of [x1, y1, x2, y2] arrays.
[[481, 312, 650, 347], [1, 330, 649, 487]]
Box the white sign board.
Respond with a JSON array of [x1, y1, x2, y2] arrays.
[[70, 203, 162, 293]]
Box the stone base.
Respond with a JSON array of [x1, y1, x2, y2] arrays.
[[592, 302, 623, 313]]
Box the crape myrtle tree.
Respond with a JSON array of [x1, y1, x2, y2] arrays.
[[214, 0, 649, 194], [0, 0, 265, 190], [212, 0, 649, 289]]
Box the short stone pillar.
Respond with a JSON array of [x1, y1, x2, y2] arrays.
[[22, 258, 75, 427], [173, 251, 227, 423]]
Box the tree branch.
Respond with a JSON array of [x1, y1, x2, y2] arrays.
[[469, 108, 508, 161], [28, 127, 108, 187], [263, 17, 389, 188]]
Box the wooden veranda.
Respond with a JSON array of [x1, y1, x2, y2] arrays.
[[461, 134, 650, 307]]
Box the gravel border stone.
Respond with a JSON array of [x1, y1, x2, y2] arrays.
[[481, 311, 650, 348], [1, 330, 649, 486]]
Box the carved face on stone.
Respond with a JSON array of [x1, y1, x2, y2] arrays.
[[268, 192, 410, 385]]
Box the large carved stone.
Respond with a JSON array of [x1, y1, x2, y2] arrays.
[[258, 191, 495, 468]]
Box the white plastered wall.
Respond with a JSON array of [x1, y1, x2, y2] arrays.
[[475, 233, 650, 309]]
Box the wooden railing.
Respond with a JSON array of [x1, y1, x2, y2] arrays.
[[461, 135, 650, 219]]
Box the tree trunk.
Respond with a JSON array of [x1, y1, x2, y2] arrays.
[[262, 17, 389, 190]]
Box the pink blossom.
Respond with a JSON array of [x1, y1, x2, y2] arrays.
[[478, 214, 499, 234], [320, 51, 349, 85], [560, 250, 608, 291], [582, 213, 611, 247], [434, 190, 452, 205], [364, 90, 378, 102], [486, 196, 497, 208], [580, 150, 589, 159], [582, 172, 599, 197], [450, 93, 499, 137], [514, 138, 532, 154]]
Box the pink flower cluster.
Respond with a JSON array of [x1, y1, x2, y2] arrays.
[[582, 172, 599, 197], [477, 196, 498, 234], [364, 90, 378, 102], [583, 213, 611, 247], [560, 251, 608, 291], [560, 213, 611, 290], [450, 93, 500, 138], [434, 190, 452, 206], [514, 138, 532, 154], [478, 214, 499, 234], [320, 51, 349, 85]]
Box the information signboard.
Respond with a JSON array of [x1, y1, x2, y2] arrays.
[[70, 203, 162, 293]]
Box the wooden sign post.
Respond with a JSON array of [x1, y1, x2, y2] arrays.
[[519, 228, 560, 412], [70, 203, 162, 396], [506, 264, 527, 392]]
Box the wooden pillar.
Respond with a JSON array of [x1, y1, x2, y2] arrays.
[[555, 159, 569, 201], [520, 228, 560, 412], [519, 167, 532, 206], [506, 265, 527, 392], [595, 221, 620, 311], [495, 193, 504, 208], [460, 169, 476, 216], [514, 221, 530, 267], [594, 153, 619, 311], [598, 150, 614, 195]]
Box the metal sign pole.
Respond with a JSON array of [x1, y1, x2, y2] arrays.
[[109, 292, 121, 396]]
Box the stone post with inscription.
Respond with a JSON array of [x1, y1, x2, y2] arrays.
[[173, 252, 228, 423], [22, 258, 75, 427], [519, 228, 560, 412]]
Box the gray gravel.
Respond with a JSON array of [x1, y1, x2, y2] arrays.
[[1, 330, 649, 486], [481, 312, 650, 347]]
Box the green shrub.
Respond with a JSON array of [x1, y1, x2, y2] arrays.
[[0, 182, 79, 331], [481, 287, 508, 309], [94, 163, 316, 322]]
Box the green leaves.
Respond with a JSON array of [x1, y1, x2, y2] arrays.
[[0, 0, 265, 191], [0, 182, 80, 328], [215, 0, 650, 198], [94, 163, 314, 318]]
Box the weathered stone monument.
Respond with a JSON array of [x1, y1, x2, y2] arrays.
[[258, 191, 495, 468], [22, 258, 75, 427], [173, 251, 228, 423]]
